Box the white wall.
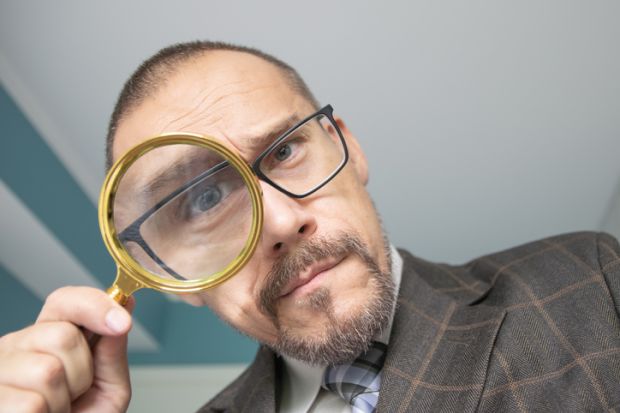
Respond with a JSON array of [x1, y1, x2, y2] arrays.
[[129, 365, 246, 413], [602, 179, 620, 241], [1, 0, 619, 264]]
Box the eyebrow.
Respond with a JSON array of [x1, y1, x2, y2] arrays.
[[239, 113, 303, 155]]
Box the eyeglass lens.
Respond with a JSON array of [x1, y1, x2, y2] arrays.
[[257, 113, 346, 196]]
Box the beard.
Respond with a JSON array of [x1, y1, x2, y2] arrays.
[[258, 231, 395, 365]]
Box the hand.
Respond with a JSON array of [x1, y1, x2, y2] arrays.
[[0, 286, 133, 413]]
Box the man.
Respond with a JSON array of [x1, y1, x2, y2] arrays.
[[0, 41, 619, 412]]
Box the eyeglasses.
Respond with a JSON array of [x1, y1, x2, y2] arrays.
[[253, 104, 348, 197], [116, 104, 348, 279]]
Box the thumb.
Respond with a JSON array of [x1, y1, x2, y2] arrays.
[[74, 298, 134, 412], [93, 297, 134, 383], [38, 286, 133, 337]]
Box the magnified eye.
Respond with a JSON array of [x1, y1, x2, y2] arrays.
[[184, 180, 235, 220], [149, 164, 246, 229], [190, 186, 222, 212]]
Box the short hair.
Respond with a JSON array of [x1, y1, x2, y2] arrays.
[[105, 41, 319, 169]]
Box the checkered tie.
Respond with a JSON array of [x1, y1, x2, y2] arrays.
[[321, 341, 387, 413]]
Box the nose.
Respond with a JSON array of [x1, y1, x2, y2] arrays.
[[259, 182, 317, 257]]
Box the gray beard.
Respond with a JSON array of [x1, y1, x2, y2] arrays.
[[259, 231, 395, 366]]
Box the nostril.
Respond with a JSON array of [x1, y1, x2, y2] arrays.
[[298, 225, 306, 234], [273, 242, 283, 251]]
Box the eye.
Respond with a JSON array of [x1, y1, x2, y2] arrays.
[[259, 134, 308, 173], [274, 143, 292, 161], [190, 185, 222, 213]]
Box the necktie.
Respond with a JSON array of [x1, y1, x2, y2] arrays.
[[321, 341, 387, 413]]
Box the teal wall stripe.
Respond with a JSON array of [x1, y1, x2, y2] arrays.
[[0, 263, 42, 334], [0, 263, 258, 363], [129, 301, 257, 364], [0, 84, 165, 341]]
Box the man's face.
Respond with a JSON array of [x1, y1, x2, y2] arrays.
[[112, 51, 394, 364]]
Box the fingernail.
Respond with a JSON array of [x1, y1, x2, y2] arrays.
[[105, 308, 130, 333]]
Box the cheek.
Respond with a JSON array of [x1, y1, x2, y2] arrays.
[[318, 171, 381, 238], [313, 172, 388, 270], [327, 167, 372, 212]]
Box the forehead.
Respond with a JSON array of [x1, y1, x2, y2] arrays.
[[113, 50, 314, 162]]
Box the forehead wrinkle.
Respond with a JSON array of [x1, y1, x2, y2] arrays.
[[158, 80, 280, 137], [158, 89, 215, 132], [157, 82, 231, 133]]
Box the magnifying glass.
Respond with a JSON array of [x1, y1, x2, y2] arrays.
[[98, 133, 263, 306]]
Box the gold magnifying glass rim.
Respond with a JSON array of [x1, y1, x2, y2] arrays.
[[98, 132, 263, 295]]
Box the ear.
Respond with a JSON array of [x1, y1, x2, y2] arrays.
[[335, 116, 369, 185]]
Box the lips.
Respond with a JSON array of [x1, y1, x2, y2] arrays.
[[279, 256, 344, 298]]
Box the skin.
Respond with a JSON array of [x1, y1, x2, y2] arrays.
[[0, 287, 133, 412], [0, 50, 388, 412]]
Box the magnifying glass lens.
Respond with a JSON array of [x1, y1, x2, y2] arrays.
[[112, 143, 254, 283]]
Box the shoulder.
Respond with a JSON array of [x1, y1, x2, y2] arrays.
[[399, 232, 620, 409], [399, 231, 620, 310], [472, 231, 619, 311]]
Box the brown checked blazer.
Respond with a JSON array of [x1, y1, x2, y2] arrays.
[[198, 232, 620, 412]]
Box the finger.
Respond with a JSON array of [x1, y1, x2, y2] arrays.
[[87, 296, 133, 408], [73, 333, 131, 412], [37, 286, 132, 336], [6, 322, 93, 400], [93, 333, 130, 387], [0, 351, 70, 413], [0, 383, 47, 413], [88, 296, 134, 380]]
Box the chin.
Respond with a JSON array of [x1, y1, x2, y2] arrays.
[[270, 275, 395, 365]]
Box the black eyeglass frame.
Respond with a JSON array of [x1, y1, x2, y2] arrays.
[[117, 104, 348, 279], [252, 104, 349, 198]]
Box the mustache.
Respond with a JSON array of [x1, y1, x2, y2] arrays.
[[258, 232, 373, 318]]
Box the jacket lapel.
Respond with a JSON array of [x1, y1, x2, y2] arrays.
[[377, 250, 506, 412]]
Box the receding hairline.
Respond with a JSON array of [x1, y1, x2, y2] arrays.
[[105, 41, 318, 170], [120, 48, 309, 116], [114, 49, 303, 131]]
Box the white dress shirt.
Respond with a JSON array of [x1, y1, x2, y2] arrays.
[[279, 246, 403, 413]]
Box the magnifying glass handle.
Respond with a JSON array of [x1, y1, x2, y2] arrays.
[[106, 284, 132, 306]]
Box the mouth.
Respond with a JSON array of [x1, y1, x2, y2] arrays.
[[279, 256, 345, 299]]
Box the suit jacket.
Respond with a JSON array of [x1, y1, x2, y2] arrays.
[[198, 232, 620, 412]]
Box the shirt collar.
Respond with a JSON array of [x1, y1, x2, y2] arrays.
[[279, 245, 403, 413]]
